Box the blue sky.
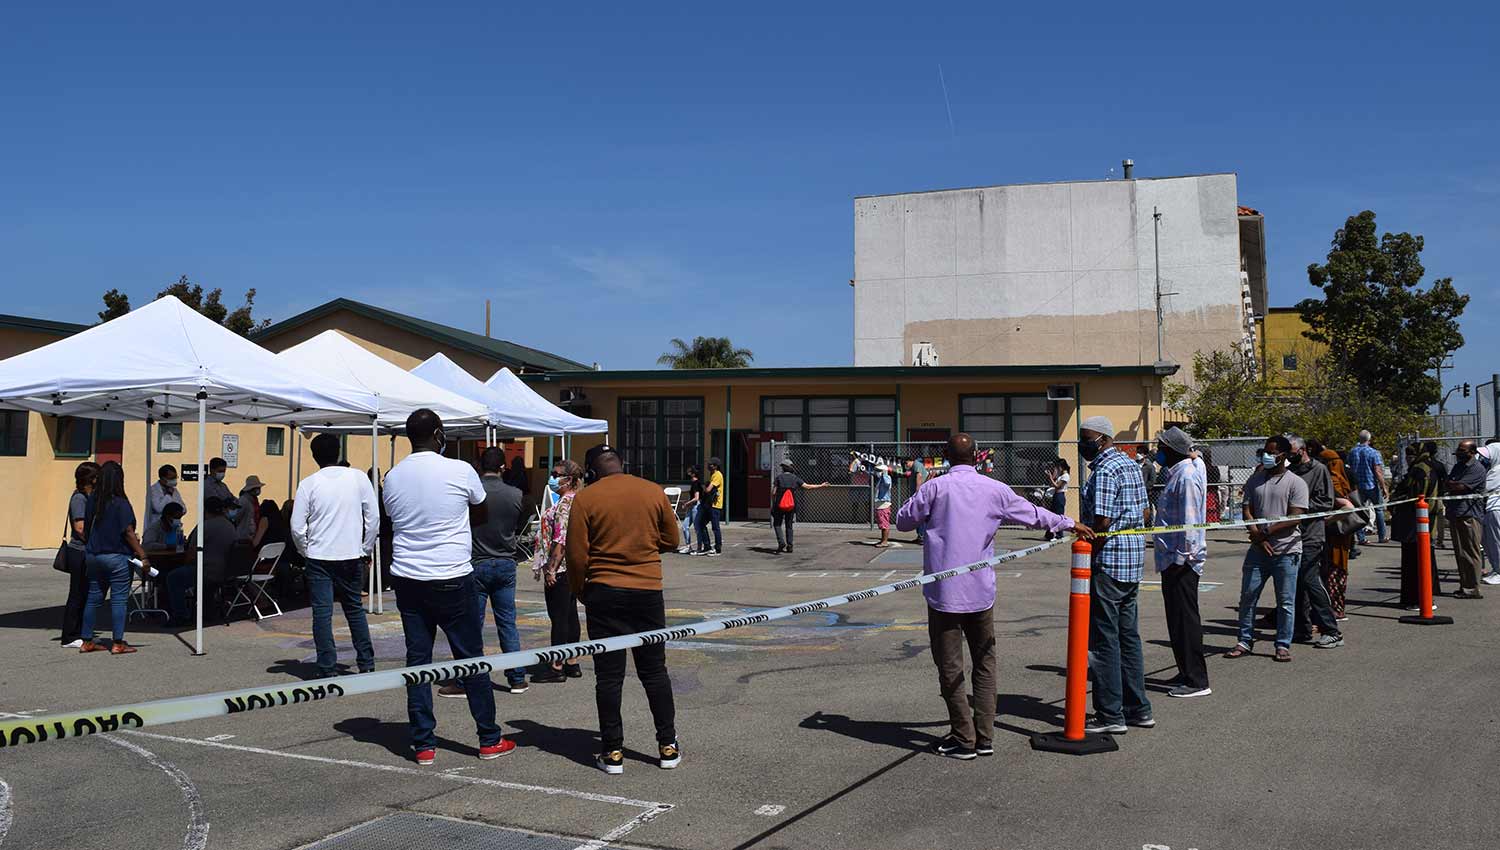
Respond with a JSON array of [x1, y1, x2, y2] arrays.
[[2, 3, 1495, 403]]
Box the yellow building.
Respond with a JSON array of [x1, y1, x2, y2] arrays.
[[0, 299, 1177, 547], [1258, 306, 1327, 385]]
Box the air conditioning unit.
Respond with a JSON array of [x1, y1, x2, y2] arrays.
[[911, 342, 940, 367], [1046, 384, 1075, 401], [560, 388, 589, 406]]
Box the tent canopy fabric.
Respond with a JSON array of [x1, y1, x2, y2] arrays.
[[410, 353, 552, 437], [274, 331, 490, 433], [0, 296, 380, 424], [484, 367, 608, 435]]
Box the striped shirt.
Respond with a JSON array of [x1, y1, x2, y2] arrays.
[[1154, 457, 1207, 574], [1080, 447, 1148, 582]]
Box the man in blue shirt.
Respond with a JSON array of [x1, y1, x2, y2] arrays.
[[1078, 416, 1151, 734], [1347, 430, 1388, 543]]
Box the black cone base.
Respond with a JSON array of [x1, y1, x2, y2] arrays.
[[1030, 731, 1119, 755], [1398, 614, 1454, 625]]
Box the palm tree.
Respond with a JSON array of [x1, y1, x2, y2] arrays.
[[657, 336, 754, 369]]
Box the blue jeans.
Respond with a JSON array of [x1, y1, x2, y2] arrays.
[[1088, 569, 1150, 725], [81, 553, 132, 643], [306, 558, 375, 675], [685, 504, 700, 549], [472, 558, 524, 685], [696, 506, 722, 552], [1237, 548, 1299, 649], [392, 574, 501, 750], [1358, 487, 1386, 542]]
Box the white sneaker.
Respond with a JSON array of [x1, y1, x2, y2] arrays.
[[1482, 573, 1500, 586], [1404, 603, 1439, 612], [62, 639, 83, 649]]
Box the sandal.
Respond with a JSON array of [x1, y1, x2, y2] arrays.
[[1223, 644, 1252, 659], [1274, 647, 1292, 663]]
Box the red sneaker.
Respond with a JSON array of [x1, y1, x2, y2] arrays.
[[478, 739, 515, 760], [414, 748, 436, 766]]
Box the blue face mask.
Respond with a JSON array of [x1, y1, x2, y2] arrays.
[[1261, 452, 1280, 470], [547, 476, 561, 493], [1155, 450, 1169, 467]]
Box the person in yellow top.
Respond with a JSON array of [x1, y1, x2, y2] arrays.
[[693, 457, 725, 557]]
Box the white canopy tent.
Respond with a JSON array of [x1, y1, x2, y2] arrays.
[[411, 353, 608, 440], [484, 366, 608, 435], [0, 296, 381, 654], [274, 331, 492, 613]]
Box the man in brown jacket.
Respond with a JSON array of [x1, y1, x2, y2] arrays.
[[567, 444, 682, 775]]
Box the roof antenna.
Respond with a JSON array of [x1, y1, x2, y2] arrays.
[[485, 300, 492, 338]]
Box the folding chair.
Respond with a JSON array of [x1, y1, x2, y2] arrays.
[[663, 486, 682, 511], [225, 542, 285, 621], [514, 506, 541, 563]]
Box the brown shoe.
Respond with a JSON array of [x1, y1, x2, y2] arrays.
[[437, 683, 466, 699], [79, 640, 107, 653], [110, 641, 138, 655]]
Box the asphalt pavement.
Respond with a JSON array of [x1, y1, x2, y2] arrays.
[[0, 525, 1494, 850]]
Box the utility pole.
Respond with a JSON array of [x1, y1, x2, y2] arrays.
[[1152, 206, 1176, 365], [1435, 352, 1455, 414]]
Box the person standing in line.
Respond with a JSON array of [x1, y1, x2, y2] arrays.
[[59, 462, 100, 649], [873, 463, 895, 547], [530, 460, 586, 683], [1225, 436, 1309, 663], [567, 445, 682, 775], [679, 465, 703, 555], [1077, 416, 1152, 734], [289, 433, 379, 680], [440, 447, 529, 698], [895, 434, 1089, 760], [1348, 431, 1388, 543], [144, 464, 186, 534], [1444, 439, 1487, 599], [1430, 449, 1452, 550], [693, 457, 724, 557], [902, 456, 932, 544], [383, 409, 512, 766], [236, 475, 266, 541], [1479, 438, 1500, 587], [204, 456, 235, 505], [770, 458, 831, 554], [1393, 442, 1445, 608], [1152, 428, 1210, 698], [1309, 439, 1355, 621], [1289, 436, 1344, 648], [79, 461, 152, 654], [1045, 459, 1071, 541]]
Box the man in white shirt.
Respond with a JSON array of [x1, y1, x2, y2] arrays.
[[290, 433, 380, 679], [383, 409, 511, 766], [1477, 438, 1500, 586], [144, 464, 186, 532]]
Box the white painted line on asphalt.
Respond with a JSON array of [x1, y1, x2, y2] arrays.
[[101, 734, 210, 850], [569, 803, 674, 850], [754, 804, 786, 816], [0, 777, 12, 847], [0, 711, 44, 720], [204, 735, 235, 742], [122, 730, 670, 810]]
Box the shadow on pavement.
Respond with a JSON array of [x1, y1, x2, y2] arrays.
[[333, 715, 477, 760], [504, 718, 657, 767], [798, 710, 945, 752]]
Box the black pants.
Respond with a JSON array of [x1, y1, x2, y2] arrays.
[[544, 576, 581, 648], [583, 584, 676, 751], [1294, 539, 1340, 638], [1400, 539, 1444, 607], [60, 546, 89, 642], [1159, 564, 1209, 690], [772, 510, 795, 549]]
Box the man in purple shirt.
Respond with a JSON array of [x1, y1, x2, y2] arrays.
[[896, 433, 1090, 760]]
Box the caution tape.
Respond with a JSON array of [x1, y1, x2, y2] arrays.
[[0, 538, 1068, 750], [1096, 491, 1491, 538]]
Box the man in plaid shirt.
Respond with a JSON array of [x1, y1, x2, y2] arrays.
[[1078, 415, 1151, 734]]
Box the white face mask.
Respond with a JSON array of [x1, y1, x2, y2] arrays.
[[160, 478, 177, 489], [212, 472, 225, 482]]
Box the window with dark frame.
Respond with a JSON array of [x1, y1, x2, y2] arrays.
[[0, 411, 27, 457], [266, 426, 286, 456], [53, 416, 94, 458], [1282, 353, 1298, 371], [619, 397, 703, 483]]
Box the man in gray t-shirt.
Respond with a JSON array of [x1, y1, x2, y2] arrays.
[[443, 447, 528, 695], [1228, 436, 1309, 661], [1291, 436, 1342, 645]]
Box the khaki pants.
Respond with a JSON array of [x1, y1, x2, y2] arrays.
[[1451, 515, 1484, 591], [927, 606, 996, 749]]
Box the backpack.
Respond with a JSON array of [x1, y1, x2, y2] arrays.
[[777, 487, 795, 512]]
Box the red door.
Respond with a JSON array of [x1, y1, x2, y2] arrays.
[[741, 431, 784, 519]]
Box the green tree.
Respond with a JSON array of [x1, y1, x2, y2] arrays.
[[1298, 210, 1467, 411], [656, 336, 754, 369], [95, 276, 271, 336]]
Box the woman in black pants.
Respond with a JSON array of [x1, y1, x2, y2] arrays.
[[531, 459, 584, 683], [59, 462, 100, 648]]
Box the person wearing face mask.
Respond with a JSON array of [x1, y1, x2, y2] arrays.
[[1226, 435, 1309, 663], [1151, 427, 1210, 698], [1392, 441, 1445, 608], [1443, 439, 1487, 599], [145, 464, 186, 534], [529, 459, 585, 683], [236, 475, 265, 541], [204, 457, 235, 505], [1077, 416, 1151, 735], [383, 408, 512, 766], [1288, 436, 1343, 648]]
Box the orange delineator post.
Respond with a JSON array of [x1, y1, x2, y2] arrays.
[[1401, 495, 1453, 626], [1031, 537, 1119, 754]]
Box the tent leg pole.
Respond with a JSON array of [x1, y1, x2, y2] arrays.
[[195, 394, 206, 656], [286, 425, 294, 500], [145, 419, 153, 501], [371, 422, 382, 615]]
